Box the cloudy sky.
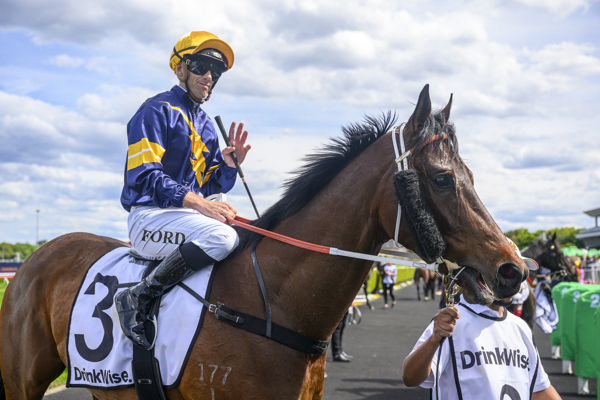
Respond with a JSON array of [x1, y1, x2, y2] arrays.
[[1, 0, 599, 245]]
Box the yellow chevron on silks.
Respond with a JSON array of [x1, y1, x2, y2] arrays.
[[161, 101, 211, 186], [201, 165, 219, 185], [127, 138, 166, 171]]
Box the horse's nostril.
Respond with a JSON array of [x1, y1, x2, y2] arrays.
[[499, 264, 516, 279], [494, 263, 524, 298]]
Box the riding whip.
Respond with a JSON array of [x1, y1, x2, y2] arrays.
[[214, 115, 261, 218]]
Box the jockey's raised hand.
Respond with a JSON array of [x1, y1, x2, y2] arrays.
[[222, 121, 251, 168]]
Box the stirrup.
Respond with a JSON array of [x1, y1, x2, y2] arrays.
[[144, 315, 158, 350], [131, 314, 158, 350]]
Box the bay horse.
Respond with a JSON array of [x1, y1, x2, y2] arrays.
[[0, 85, 529, 400], [521, 232, 577, 282], [413, 267, 437, 301], [514, 233, 577, 329]]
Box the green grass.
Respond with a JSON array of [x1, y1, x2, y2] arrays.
[[0, 281, 6, 304], [49, 370, 68, 389]]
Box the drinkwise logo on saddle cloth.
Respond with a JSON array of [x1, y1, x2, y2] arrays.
[[66, 247, 214, 389]]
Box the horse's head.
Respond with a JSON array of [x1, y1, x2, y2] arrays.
[[523, 233, 576, 280], [390, 84, 529, 305], [539, 233, 568, 271]]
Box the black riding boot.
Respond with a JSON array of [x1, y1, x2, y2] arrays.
[[115, 243, 215, 349]]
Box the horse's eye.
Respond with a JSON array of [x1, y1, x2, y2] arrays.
[[432, 173, 454, 189]]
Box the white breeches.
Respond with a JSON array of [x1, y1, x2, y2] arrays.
[[128, 206, 239, 261]]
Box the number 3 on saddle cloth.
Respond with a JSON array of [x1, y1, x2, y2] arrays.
[[66, 247, 214, 390]]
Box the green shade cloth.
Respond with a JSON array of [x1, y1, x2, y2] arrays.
[[560, 283, 596, 361], [551, 282, 576, 346], [594, 305, 600, 398], [574, 285, 600, 378]]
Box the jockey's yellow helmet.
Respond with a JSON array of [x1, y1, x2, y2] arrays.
[[169, 31, 234, 73]]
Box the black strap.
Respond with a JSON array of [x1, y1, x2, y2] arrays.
[[212, 303, 330, 355], [170, 45, 197, 62], [529, 352, 540, 399], [177, 283, 329, 355], [132, 346, 167, 400], [434, 341, 444, 399], [448, 337, 463, 400], [131, 301, 167, 400], [251, 246, 272, 337]]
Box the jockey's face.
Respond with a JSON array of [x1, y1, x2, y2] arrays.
[[176, 62, 213, 101]]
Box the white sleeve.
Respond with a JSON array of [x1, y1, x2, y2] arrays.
[[533, 353, 552, 393]]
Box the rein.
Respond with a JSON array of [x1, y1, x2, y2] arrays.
[[229, 215, 436, 270]]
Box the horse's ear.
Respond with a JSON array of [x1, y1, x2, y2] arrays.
[[441, 93, 453, 123], [407, 84, 432, 135], [552, 232, 557, 241]]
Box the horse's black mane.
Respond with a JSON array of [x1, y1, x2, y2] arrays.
[[233, 112, 398, 252], [231, 108, 458, 254]]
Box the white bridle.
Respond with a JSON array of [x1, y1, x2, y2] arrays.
[[390, 125, 459, 273]]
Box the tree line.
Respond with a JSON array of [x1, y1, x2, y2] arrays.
[[504, 227, 583, 249], [0, 241, 47, 262]]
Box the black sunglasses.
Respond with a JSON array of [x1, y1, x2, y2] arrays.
[[184, 57, 227, 80]]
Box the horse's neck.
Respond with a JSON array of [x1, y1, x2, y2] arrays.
[[258, 144, 392, 338]]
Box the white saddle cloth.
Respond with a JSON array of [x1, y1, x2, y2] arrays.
[[66, 247, 213, 389]]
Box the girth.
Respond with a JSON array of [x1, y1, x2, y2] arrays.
[[178, 283, 330, 355]]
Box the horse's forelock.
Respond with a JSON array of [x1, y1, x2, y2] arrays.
[[411, 111, 459, 158]]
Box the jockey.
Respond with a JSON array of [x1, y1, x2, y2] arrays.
[[115, 31, 251, 350]]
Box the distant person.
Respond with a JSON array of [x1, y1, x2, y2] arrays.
[[382, 262, 397, 308], [402, 239, 562, 399]]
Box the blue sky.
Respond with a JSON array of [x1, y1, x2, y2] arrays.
[[1, 0, 600, 245]]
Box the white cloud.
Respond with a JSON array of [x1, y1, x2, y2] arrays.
[[77, 85, 156, 122], [529, 42, 600, 77], [512, 0, 597, 17], [0, 0, 599, 244], [47, 54, 85, 68]]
